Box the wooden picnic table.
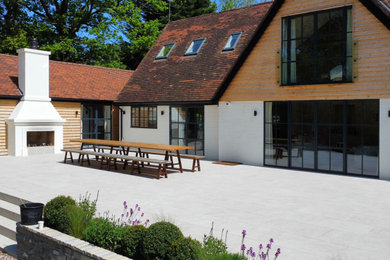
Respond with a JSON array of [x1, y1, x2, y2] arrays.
[[70, 139, 194, 173]]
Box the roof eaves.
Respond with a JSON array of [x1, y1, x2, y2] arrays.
[[359, 0, 390, 29]]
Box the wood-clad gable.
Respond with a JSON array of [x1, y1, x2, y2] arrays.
[[221, 0, 390, 101]]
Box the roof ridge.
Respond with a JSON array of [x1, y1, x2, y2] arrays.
[[167, 1, 273, 25], [50, 59, 133, 72]]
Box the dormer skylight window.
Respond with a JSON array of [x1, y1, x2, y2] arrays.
[[223, 32, 242, 51], [185, 38, 206, 56], [156, 43, 175, 59]]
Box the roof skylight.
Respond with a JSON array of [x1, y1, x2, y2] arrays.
[[156, 43, 175, 59], [185, 38, 206, 56], [223, 32, 242, 51]]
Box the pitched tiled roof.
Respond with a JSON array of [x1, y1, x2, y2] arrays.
[[116, 2, 272, 104], [0, 54, 133, 101]]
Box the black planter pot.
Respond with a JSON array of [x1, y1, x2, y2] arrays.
[[20, 203, 44, 225]]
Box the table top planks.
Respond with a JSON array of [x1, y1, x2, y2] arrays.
[[70, 139, 194, 152]]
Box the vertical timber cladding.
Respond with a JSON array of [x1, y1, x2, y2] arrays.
[[0, 99, 18, 155], [220, 0, 390, 101], [52, 102, 81, 149]]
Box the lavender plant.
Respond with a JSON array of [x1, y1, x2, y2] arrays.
[[117, 201, 149, 227], [241, 230, 281, 260]]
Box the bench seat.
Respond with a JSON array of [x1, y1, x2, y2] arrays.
[[61, 149, 170, 179]]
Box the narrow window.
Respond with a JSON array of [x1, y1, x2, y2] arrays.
[[281, 6, 352, 85], [185, 38, 206, 56], [131, 106, 157, 128], [156, 43, 175, 59], [223, 32, 242, 51]]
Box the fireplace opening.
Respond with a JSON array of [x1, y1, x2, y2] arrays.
[[27, 131, 54, 147]]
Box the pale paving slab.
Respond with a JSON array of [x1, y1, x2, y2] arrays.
[[0, 153, 390, 260]]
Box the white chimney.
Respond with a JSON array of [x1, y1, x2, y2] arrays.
[[17, 48, 51, 101], [6, 48, 66, 156]]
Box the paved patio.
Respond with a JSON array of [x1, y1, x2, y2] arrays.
[[0, 153, 389, 260]]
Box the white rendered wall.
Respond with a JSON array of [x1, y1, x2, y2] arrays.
[[218, 101, 263, 165], [121, 106, 170, 144], [204, 105, 218, 160], [379, 99, 390, 180]]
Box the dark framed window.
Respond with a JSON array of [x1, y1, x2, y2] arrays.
[[82, 104, 112, 140], [131, 106, 157, 128], [223, 32, 242, 51], [170, 106, 204, 155], [185, 38, 206, 56], [264, 100, 379, 177], [281, 6, 352, 85], [156, 43, 175, 59]]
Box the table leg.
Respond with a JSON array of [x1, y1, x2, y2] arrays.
[[78, 143, 84, 163], [138, 148, 144, 167], [176, 150, 183, 173]]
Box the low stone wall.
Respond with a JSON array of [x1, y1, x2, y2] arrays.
[[16, 224, 130, 260]]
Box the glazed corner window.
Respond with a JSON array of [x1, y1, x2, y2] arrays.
[[185, 38, 206, 56], [223, 32, 242, 51], [281, 6, 352, 85], [131, 106, 157, 128], [156, 43, 175, 59]]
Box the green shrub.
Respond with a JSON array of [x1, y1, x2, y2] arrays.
[[118, 225, 147, 259], [167, 237, 202, 260], [201, 253, 242, 260], [44, 196, 76, 232], [143, 221, 183, 260], [201, 235, 228, 256], [65, 205, 90, 239], [83, 218, 124, 251]]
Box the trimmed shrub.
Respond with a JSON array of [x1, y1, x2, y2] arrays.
[[117, 225, 147, 259], [44, 196, 76, 232], [201, 253, 242, 260], [83, 218, 124, 251], [143, 221, 183, 260], [167, 237, 202, 260]]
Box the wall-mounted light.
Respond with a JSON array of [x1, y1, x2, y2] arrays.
[[161, 110, 165, 115], [388, 110, 390, 117], [75, 111, 78, 116], [226, 101, 231, 106], [254, 110, 257, 117]]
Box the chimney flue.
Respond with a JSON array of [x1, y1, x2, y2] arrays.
[[30, 38, 38, 49]]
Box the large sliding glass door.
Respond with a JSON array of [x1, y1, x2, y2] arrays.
[[170, 106, 204, 155], [82, 104, 112, 140], [264, 100, 379, 177]]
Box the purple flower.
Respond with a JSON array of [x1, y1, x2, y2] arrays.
[[270, 238, 274, 243], [130, 208, 134, 215], [141, 212, 144, 217], [267, 243, 271, 249], [135, 203, 138, 209], [261, 252, 266, 260], [121, 213, 124, 218], [251, 252, 256, 258], [275, 248, 281, 257], [242, 229, 247, 237], [123, 201, 127, 206], [259, 244, 263, 250], [126, 212, 129, 217], [241, 244, 246, 251]]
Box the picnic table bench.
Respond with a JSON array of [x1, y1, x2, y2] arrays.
[[61, 148, 170, 179], [138, 150, 205, 172]]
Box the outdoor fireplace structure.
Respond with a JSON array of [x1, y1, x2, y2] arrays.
[[6, 48, 65, 156]]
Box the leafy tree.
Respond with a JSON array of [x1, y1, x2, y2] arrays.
[[0, 0, 217, 69], [221, 0, 259, 11]]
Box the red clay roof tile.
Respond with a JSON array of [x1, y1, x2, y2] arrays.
[[0, 54, 133, 101], [116, 2, 272, 104]]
